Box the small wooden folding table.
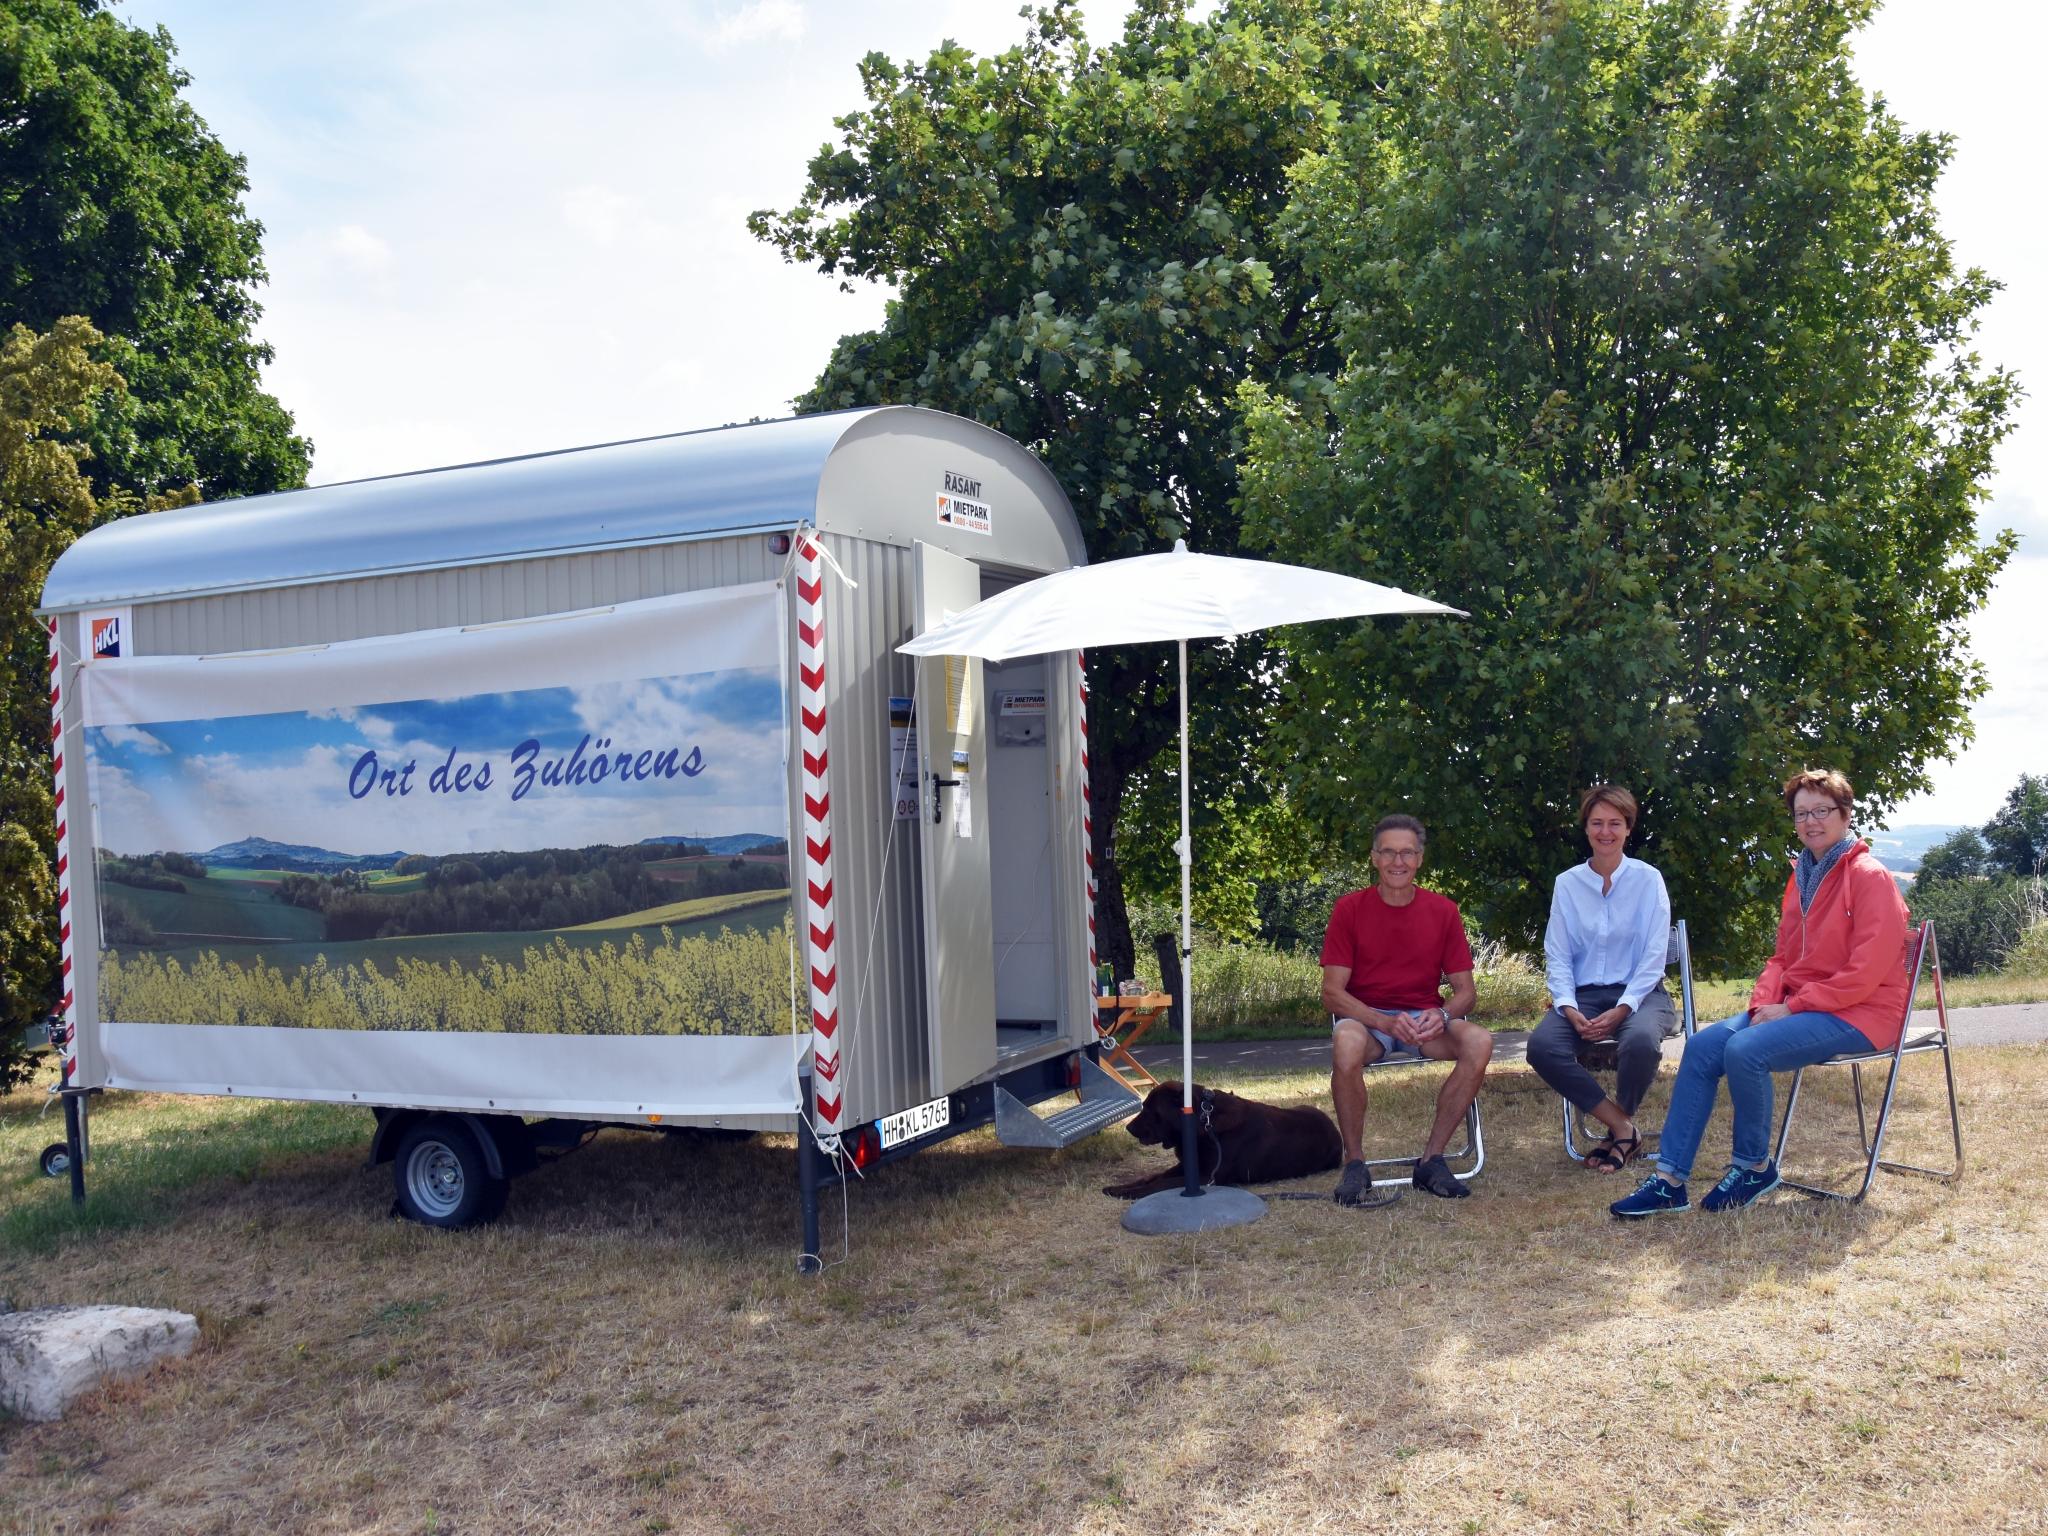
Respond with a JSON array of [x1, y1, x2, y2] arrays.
[[1093, 992, 1173, 1090]]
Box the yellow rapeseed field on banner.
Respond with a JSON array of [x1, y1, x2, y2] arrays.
[[99, 926, 804, 1037]]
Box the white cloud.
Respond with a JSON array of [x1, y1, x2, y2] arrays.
[[1888, 553, 2048, 825], [711, 0, 806, 50], [111, 0, 2042, 828], [328, 223, 393, 273], [561, 184, 636, 247], [98, 724, 170, 755]]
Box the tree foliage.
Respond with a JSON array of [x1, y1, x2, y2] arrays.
[[0, 317, 121, 1085], [750, 0, 1396, 972], [1982, 772, 2048, 878], [0, 0, 309, 497], [1237, 0, 2015, 966], [1915, 826, 1990, 885]]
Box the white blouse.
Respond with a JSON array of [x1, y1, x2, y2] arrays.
[[1543, 854, 1671, 1014]]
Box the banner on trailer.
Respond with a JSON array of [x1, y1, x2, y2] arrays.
[[76, 585, 806, 1116]]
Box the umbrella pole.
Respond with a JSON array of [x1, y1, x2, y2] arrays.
[[1177, 637, 1201, 1198]]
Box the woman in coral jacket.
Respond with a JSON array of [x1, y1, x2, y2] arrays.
[[1610, 768, 1911, 1218]]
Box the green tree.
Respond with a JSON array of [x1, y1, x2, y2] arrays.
[[751, 0, 1396, 974], [1238, 0, 2015, 965], [1915, 827, 1990, 886], [1981, 773, 2048, 878], [0, 317, 130, 1087], [1, 0, 309, 497]]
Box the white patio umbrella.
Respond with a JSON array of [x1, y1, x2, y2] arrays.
[[901, 540, 1465, 1231]]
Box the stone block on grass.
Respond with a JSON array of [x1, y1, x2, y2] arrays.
[[0, 1305, 199, 1423]]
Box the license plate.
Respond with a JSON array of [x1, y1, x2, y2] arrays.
[[877, 1095, 950, 1149]]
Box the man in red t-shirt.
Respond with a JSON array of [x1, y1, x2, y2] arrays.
[[1321, 813, 1491, 1202]]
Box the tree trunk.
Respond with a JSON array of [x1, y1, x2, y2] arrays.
[[1088, 759, 1134, 982]]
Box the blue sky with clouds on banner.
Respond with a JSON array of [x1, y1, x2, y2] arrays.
[[115, 0, 2045, 827], [85, 668, 788, 857]]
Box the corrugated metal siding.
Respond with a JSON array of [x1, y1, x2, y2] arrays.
[[133, 538, 781, 653], [1046, 651, 1093, 1047], [807, 534, 930, 1124]]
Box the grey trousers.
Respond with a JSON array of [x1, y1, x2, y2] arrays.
[[1526, 982, 1676, 1117]]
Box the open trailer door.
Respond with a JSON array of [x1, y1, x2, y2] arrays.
[[914, 541, 998, 1093]]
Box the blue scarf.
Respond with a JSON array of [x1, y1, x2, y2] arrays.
[[1795, 836, 1852, 913]]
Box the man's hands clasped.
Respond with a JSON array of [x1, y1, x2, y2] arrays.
[[1382, 1006, 1449, 1045]]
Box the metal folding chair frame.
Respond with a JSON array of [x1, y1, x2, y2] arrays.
[[1772, 919, 1964, 1203], [1561, 920, 1698, 1161], [1334, 1033, 1486, 1189]]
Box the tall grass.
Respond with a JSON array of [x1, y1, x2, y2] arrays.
[[99, 925, 802, 1037], [1134, 935, 1549, 1035], [2001, 917, 2048, 978]]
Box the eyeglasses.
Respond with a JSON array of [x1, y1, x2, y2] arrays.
[[1791, 806, 1842, 823], [1373, 848, 1421, 862]]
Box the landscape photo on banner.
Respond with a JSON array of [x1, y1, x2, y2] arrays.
[[78, 588, 802, 1038]]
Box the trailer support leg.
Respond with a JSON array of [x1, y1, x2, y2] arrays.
[[63, 1090, 86, 1207], [797, 1078, 823, 1277]]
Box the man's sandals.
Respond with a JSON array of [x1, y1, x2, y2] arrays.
[[1584, 1129, 1643, 1174]]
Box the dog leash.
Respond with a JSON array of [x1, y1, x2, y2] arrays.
[[1194, 1088, 1406, 1211]]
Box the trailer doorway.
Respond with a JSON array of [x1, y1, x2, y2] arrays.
[[985, 650, 1060, 1049], [911, 544, 1079, 1096]]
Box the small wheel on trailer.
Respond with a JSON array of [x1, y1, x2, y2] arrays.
[[392, 1118, 508, 1229], [38, 1142, 72, 1178]]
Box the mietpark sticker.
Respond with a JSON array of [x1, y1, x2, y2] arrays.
[[936, 470, 993, 536]]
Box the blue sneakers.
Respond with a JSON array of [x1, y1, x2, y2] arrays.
[[1610, 1175, 1690, 1218], [1699, 1161, 1781, 1212]]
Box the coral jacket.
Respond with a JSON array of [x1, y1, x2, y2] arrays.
[[1749, 839, 1914, 1050]]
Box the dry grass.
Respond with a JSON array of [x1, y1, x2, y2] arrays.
[[3, 1047, 2044, 1535]]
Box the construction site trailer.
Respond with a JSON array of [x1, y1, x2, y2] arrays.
[[37, 406, 1136, 1260]]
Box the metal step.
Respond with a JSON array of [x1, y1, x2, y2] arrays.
[[994, 1056, 1142, 1150]]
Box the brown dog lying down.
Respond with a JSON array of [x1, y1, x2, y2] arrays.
[[1103, 1081, 1344, 1198]]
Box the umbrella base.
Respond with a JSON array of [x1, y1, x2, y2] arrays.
[[1120, 1184, 1267, 1235]]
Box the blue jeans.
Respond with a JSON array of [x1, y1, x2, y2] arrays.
[[1655, 1011, 1868, 1181]]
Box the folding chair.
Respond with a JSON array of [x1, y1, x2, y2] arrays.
[[1772, 919, 1963, 1203], [1561, 920, 1698, 1160], [1330, 1022, 1486, 1189]]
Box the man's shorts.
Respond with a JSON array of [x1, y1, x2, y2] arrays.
[[1332, 1009, 1433, 1063]]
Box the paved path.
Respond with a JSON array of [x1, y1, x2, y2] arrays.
[[1133, 1001, 2048, 1076]]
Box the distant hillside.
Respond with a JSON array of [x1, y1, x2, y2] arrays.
[[1866, 824, 1964, 875], [193, 836, 407, 872], [639, 833, 785, 856]]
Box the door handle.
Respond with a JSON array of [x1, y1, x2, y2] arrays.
[[930, 774, 961, 823]]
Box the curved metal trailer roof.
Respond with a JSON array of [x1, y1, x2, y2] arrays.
[[41, 405, 1082, 613]]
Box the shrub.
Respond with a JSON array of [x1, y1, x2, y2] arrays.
[[1995, 882, 2048, 978], [1909, 874, 2033, 974], [1133, 932, 1547, 1031], [101, 897, 158, 946], [1469, 939, 1549, 1020]]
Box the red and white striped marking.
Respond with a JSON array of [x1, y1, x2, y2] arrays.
[[1078, 651, 1096, 975], [47, 618, 77, 1085], [795, 533, 841, 1144]]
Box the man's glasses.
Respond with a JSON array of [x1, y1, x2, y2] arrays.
[[1791, 806, 1841, 823], [1374, 849, 1421, 862]]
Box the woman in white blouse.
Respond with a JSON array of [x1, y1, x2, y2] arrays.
[[1527, 784, 1676, 1172]]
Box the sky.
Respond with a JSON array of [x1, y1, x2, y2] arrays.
[[112, 0, 2045, 828], [85, 667, 789, 857]]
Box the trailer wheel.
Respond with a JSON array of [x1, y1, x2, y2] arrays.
[[392, 1118, 507, 1229], [38, 1142, 71, 1178]]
